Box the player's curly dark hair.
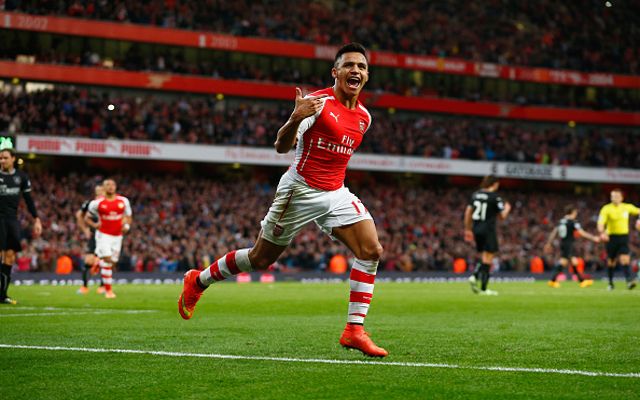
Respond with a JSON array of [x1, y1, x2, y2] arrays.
[[334, 42, 368, 65], [564, 204, 577, 215]]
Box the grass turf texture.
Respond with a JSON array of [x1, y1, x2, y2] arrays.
[[1, 281, 639, 399]]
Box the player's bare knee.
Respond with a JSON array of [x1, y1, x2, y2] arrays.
[[359, 243, 383, 261]]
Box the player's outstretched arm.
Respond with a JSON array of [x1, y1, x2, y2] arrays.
[[578, 229, 600, 243], [274, 87, 328, 153]]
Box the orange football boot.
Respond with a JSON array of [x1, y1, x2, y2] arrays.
[[339, 324, 388, 357], [178, 270, 204, 320]]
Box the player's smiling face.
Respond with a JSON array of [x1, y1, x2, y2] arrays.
[[0, 150, 15, 172], [332, 52, 369, 98]]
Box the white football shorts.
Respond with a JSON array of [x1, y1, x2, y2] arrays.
[[260, 172, 373, 246], [94, 231, 123, 262]]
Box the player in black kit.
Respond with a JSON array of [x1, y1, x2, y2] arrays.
[[75, 183, 105, 294], [0, 147, 41, 304], [464, 175, 511, 295], [544, 205, 600, 288]]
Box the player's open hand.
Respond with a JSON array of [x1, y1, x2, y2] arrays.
[[291, 87, 328, 122], [464, 229, 474, 243], [600, 232, 609, 242]]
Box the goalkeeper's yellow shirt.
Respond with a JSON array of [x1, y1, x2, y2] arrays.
[[597, 203, 640, 235]]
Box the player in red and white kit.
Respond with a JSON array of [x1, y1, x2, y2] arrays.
[[179, 43, 388, 357], [86, 179, 132, 299]]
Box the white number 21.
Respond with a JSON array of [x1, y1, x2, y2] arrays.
[[472, 201, 487, 221]]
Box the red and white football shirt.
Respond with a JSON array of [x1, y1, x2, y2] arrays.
[[289, 87, 372, 191], [88, 195, 132, 236]]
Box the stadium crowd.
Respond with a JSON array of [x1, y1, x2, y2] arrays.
[[5, 0, 639, 74], [2, 88, 639, 168], [16, 170, 618, 276], [1, 39, 637, 111]]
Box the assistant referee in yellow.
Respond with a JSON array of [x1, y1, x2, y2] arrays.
[[597, 188, 640, 290]]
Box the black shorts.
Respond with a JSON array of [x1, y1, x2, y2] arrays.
[[474, 229, 499, 253], [0, 218, 22, 252], [560, 242, 574, 259], [86, 236, 97, 254], [606, 234, 629, 260]]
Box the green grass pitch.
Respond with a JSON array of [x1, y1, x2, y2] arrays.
[[1, 280, 639, 399]]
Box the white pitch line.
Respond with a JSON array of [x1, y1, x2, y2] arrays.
[[0, 310, 158, 318], [9, 306, 76, 310], [0, 343, 638, 379], [7, 306, 158, 312]]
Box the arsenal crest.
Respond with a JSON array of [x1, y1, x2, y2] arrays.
[[272, 224, 284, 237], [359, 120, 366, 133]]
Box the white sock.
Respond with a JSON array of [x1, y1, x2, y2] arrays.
[[347, 259, 378, 324], [100, 260, 113, 291], [199, 249, 253, 286]]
